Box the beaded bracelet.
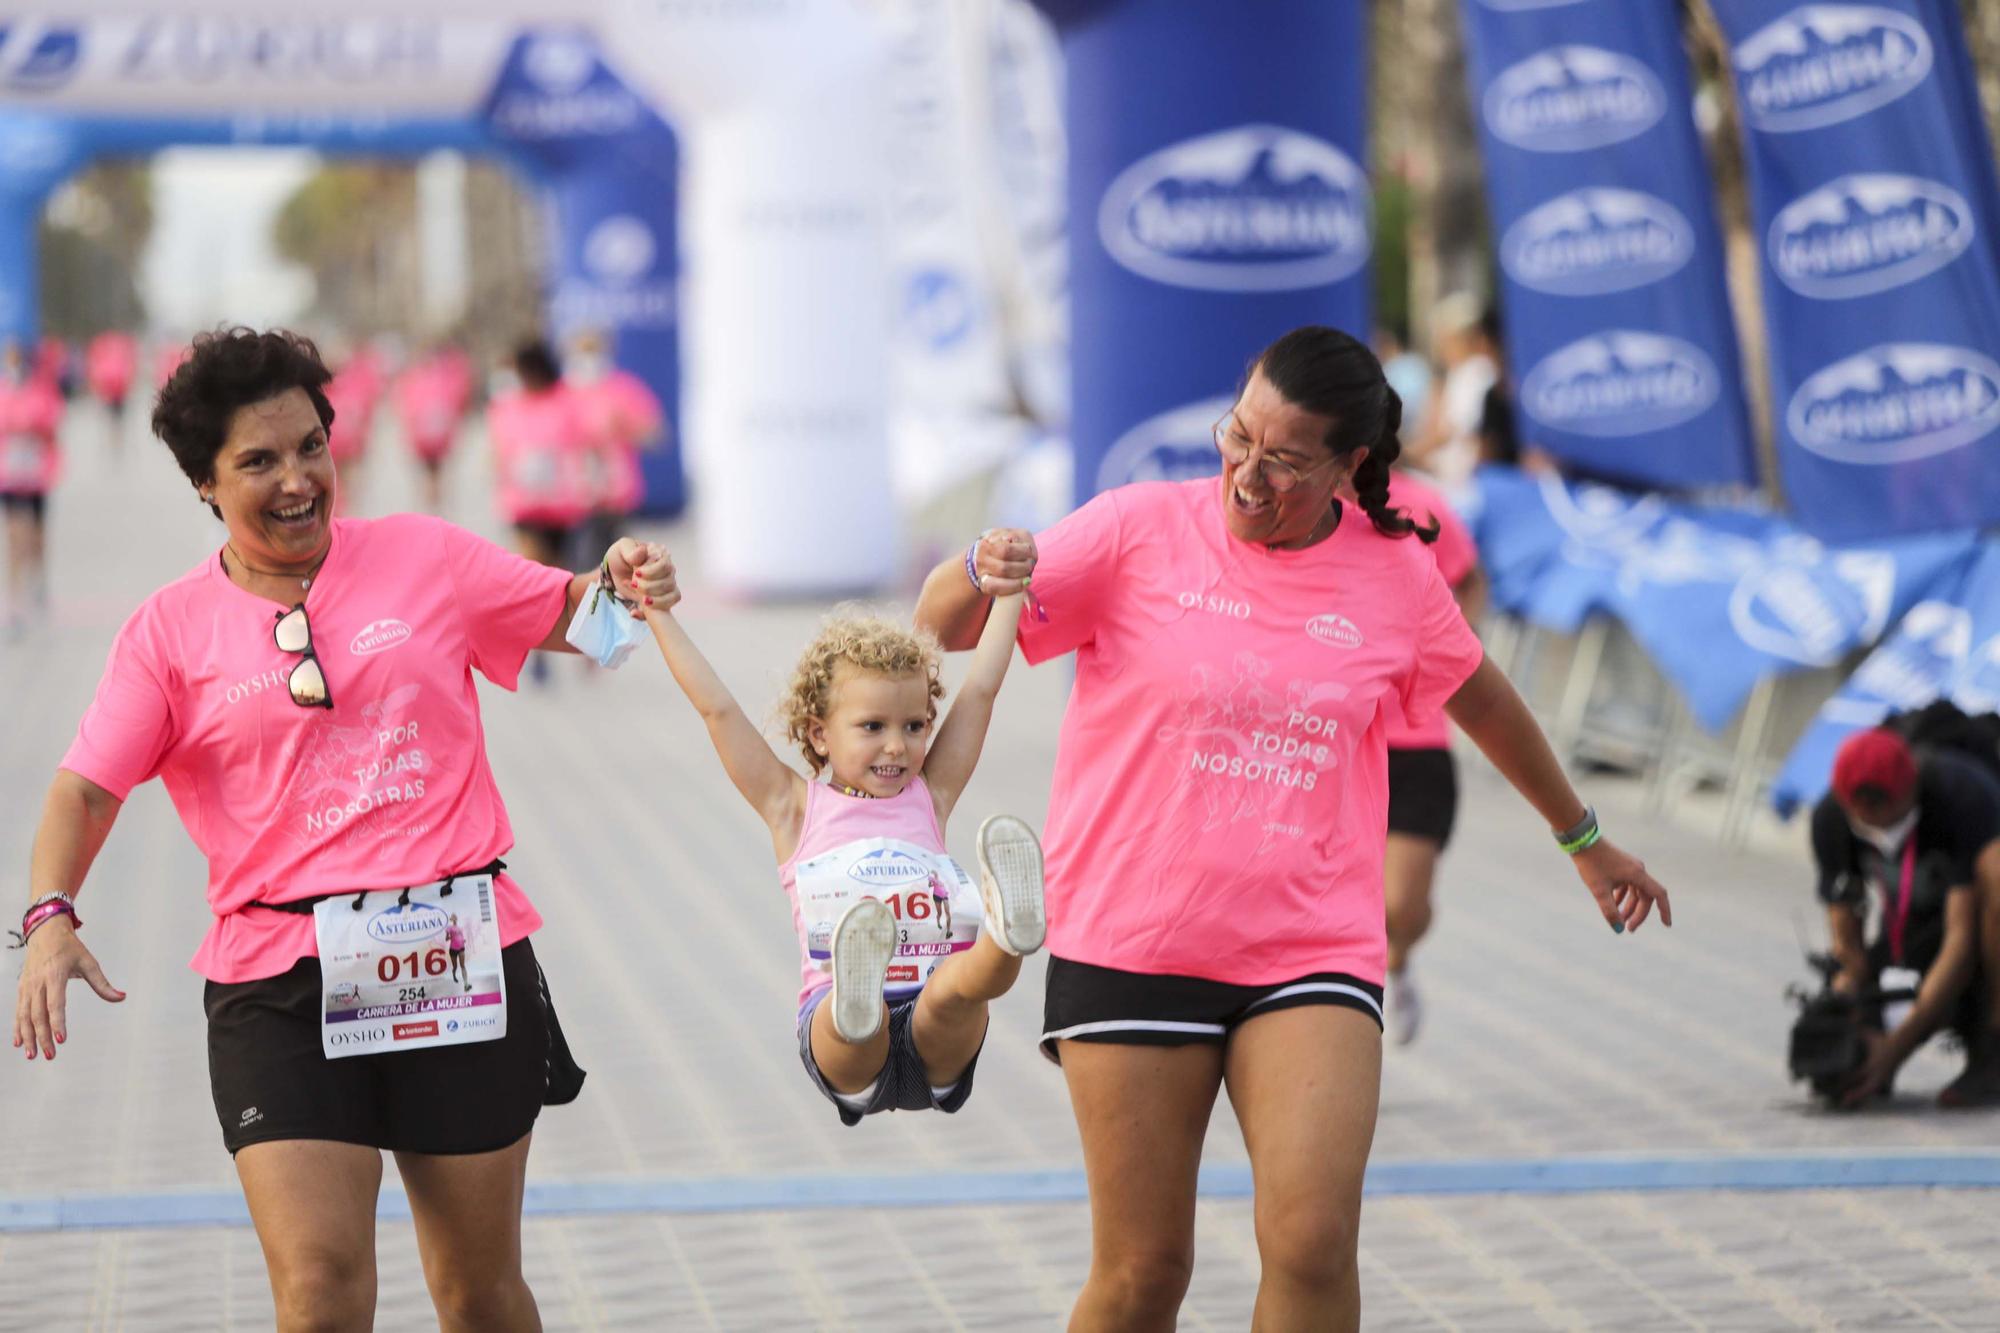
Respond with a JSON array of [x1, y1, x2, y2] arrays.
[[9, 896, 79, 950], [964, 539, 985, 595]]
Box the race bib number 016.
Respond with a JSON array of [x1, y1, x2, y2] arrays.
[[315, 875, 505, 1060], [796, 837, 979, 994]]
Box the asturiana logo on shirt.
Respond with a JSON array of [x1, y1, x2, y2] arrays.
[[1734, 5, 1932, 134], [847, 848, 932, 889], [1305, 614, 1363, 649], [350, 619, 413, 656]]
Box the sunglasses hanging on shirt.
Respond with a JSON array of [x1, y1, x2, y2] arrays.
[[273, 603, 333, 709]]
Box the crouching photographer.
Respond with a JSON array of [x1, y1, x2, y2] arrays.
[[1804, 727, 2000, 1109]]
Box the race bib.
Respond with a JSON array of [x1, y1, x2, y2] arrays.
[[796, 837, 980, 994], [315, 875, 506, 1059], [0, 435, 41, 484], [516, 448, 560, 495]]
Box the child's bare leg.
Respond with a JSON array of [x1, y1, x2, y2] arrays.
[[809, 997, 891, 1094], [909, 934, 1022, 1085]]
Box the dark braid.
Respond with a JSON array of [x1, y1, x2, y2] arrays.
[[1351, 386, 1438, 542], [1251, 325, 1438, 543]]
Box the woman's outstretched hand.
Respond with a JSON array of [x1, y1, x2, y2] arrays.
[[1571, 839, 1672, 934], [13, 920, 124, 1061]]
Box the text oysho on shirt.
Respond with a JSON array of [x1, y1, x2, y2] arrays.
[[1017, 478, 1484, 987], [60, 515, 571, 982]]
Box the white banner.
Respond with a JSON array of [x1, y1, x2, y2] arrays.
[[0, 15, 523, 114]]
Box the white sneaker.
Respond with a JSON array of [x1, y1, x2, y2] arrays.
[[975, 814, 1047, 956], [1387, 970, 1422, 1047], [829, 896, 895, 1043]]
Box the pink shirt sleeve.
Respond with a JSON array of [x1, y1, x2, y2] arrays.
[[437, 520, 574, 690], [60, 609, 177, 801], [1426, 499, 1478, 589], [1396, 556, 1484, 731], [1017, 488, 1126, 666]]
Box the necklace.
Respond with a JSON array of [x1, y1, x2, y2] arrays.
[[225, 543, 328, 591], [832, 781, 875, 799]]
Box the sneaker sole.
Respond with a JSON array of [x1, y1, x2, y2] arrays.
[[975, 814, 1047, 957], [829, 897, 895, 1044]]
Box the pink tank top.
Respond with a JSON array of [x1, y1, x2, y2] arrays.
[[777, 776, 982, 1013]]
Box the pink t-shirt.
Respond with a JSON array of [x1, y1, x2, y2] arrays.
[[1380, 471, 1479, 751], [395, 360, 466, 461], [489, 385, 596, 527], [1017, 478, 1484, 987], [85, 333, 137, 405], [0, 376, 63, 495], [324, 366, 381, 464], [573, 371, 663, 515], [59, 514, 571, 983]]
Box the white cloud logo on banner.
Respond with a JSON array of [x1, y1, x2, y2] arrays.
[[1734, 5, 1933, 133], [1769, 173, 1973, 299], [1484, 46, 1665, 152], [583, 216, 657, 284], [1728, 542, 1894, 665], [1095, 395, 1234, 494], [522, 34, 596, 95], [1789, 343, 2000, 464], [1500, 187, 1694, 295], [1824, 599, 1970, 725], [0, 22, 80, 92], [1097, 124, 1372, 292], [1522, 331, 1719, 437]]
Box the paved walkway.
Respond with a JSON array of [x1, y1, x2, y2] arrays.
[[2, 406, 1996, 1330]]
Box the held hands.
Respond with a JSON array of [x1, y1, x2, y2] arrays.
[[1571, 838, 1672, 935], [12, 919, 125, 1061], [970, 528, 1038, 597], [605, 538, 680, 616]]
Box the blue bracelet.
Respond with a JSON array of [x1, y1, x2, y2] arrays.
[[964, 540, 986, 596]]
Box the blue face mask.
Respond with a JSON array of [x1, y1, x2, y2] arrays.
[[564, 574, 645, 669]]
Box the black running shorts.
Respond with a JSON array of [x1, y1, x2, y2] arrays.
[[206, 938, 551, 1155], [1040, 956, 1384, 1063], [1386, 747, 1458, 847]]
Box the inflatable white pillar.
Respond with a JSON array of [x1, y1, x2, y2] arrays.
[[601, 1, 898, 595]]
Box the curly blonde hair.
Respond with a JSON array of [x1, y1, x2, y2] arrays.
[[780, 610, 946, 773]]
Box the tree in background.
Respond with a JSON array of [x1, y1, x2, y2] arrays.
[[39, 163, 151, 339], [273, 158, 543, 366]]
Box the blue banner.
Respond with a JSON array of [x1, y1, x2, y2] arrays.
[[1714, 1, 2000, 540], [1460, 0, 1757, 489], [1042, 0, 1370, 500], [1466, 466, 1978, 730], [483, 30, 684, 516], [1773, 544, 2000, 813]]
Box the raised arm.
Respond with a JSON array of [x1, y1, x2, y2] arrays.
[[1445, 654, 1672, 934], [14, 770, 129, 1061], [643, 599, 804, 851], [923, 594, 1027, 821], [914, 527, 1037, 651]]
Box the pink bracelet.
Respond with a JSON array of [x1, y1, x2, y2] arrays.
[[10, 900, 79, 949]]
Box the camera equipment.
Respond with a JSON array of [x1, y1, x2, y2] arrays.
[[1786, 951, 1917, 1105]]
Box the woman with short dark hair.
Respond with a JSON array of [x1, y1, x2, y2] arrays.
[[12, 327, 676, 1332], [916, 325, 1672, 1330]]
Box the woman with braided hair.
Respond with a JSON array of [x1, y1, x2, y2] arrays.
[[916, 324, 1673, 1330]]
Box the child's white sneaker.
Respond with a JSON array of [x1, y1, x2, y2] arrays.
[[829, 896, 895, 1043], [975, 814, 1047, 957]]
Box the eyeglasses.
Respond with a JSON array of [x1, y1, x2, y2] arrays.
[[273, 603, 333, 709], [1212, 418, 1335, 494]]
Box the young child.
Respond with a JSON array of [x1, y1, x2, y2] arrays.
[[643, 567, 1045, 1125]]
